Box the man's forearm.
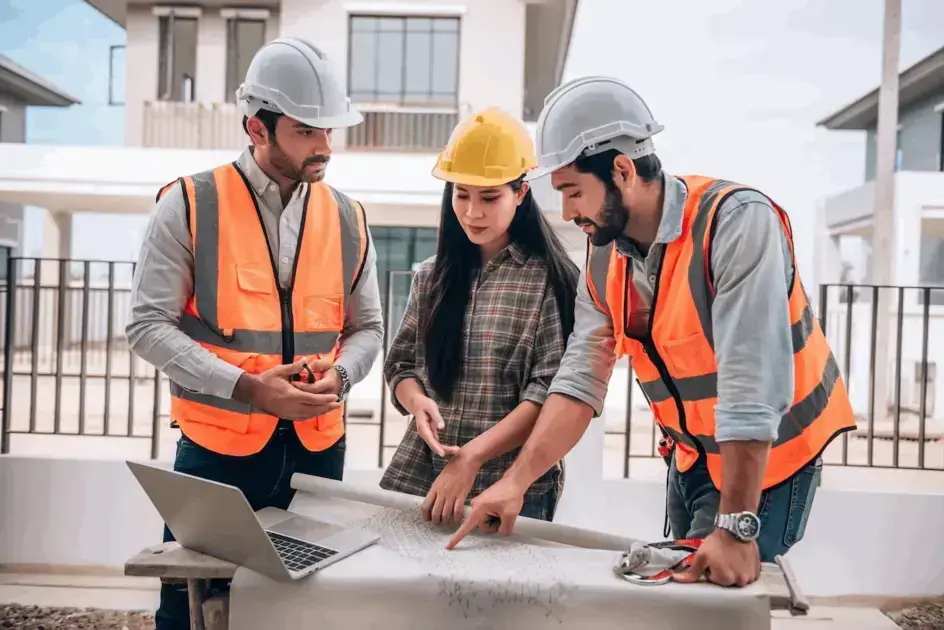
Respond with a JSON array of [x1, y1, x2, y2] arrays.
[[127, 319, 243, 399], [504, 393, 593, 489], [462, 401, 540, 467], [718, 440, 771, 513], [334, 326, 382, 385]]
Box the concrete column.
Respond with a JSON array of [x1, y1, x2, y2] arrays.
[[40, 210, 75, 346]]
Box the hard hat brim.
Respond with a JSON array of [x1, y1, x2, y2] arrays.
[[431, 165, 527, 188], [292, 109, 364, 129]]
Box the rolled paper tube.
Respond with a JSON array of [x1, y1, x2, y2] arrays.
[[290, 472, 643, 552]]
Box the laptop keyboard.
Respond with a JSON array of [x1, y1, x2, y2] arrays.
[[267, 531, 338, 572]]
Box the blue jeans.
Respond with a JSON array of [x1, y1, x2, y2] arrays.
[[155, 426, 346, 630], [518, 484, 561, 521], [666, 453, 822, 562]]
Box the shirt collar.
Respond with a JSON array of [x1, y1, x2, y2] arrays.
[[506, 241, 528, 266], [236, 146, 306, 201], [615, 173, 687, 257]]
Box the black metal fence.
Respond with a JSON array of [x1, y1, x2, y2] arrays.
[[1, 259, 941, 475], [0, 257, 163, 457]]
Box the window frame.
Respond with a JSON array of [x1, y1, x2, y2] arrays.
[[346, 13, 461, 106], [157, 12, 199, 102]]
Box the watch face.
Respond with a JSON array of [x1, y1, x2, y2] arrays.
[[735, 513, 760, 540]]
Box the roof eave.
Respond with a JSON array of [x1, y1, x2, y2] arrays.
[[817, 44, 944, 131], [0, 62, 81, 107]]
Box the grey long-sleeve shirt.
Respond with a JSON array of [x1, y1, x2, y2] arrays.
[[126, 147, 384, 400], [547, 174, 795, 443]]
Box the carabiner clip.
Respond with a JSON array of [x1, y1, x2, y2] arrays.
[[620, 551, 697, 586]]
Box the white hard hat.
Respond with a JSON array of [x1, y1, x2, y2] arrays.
[[525, 76, 664, 181], [236, 37, 363, 129]]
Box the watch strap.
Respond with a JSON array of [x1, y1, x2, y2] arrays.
[[334, 364, 351, 401]]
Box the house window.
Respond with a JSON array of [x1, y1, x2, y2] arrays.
[[348, 15, 460, 105], [225, 18, 267, 103], [895, 128, 903, 171], [157, 13, 198, 101], [939, 111, 943, 171], [371, 226, 438, 325]]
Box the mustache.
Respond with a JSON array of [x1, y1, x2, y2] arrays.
[[303, 155, 330, 167]]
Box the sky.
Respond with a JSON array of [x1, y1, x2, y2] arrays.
[[1, 0, 943, 283]]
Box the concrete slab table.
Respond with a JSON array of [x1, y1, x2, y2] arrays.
[[125, 495, 809, 630]]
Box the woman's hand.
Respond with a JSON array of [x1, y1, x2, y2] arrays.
[[407, 395, 458, 458], [421, 451, 480, 524]]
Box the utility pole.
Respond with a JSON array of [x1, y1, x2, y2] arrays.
[[871, 0, 901, 426]]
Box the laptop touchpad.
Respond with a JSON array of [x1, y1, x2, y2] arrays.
[[267, 515, 344, 543]]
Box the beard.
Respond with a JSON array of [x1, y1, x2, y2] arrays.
[[268, 140, 329, 184], [577, 185, 630, 247]]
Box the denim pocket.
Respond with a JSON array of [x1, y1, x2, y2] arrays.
[[783, 457, 823, 547]]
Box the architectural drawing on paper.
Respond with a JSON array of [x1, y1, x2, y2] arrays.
[[362, 507, 580, 621]]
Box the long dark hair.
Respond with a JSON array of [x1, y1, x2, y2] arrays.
[[424, 177, 580, 401]]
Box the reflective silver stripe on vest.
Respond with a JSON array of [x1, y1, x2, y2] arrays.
[[687, 179, 736, 349], [191, 169, 221, 334], [586, 242, 614, 316], [169, 380, 252, 414], [650, 351, 843, 455], [185, 167, 365, 360], [330, 185, 364, 303], [179, 312, 339, 356]]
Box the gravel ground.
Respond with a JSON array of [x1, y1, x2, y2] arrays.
[[2, 601, 943, 629], [0, 605, 154, 630], [886, 600, 944, 630]]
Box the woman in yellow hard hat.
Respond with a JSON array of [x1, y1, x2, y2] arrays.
[[379, 107, 579, 526]]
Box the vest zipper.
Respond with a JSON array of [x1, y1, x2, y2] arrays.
[[231, 162, 309, 367], [634, 250, 707, 461]]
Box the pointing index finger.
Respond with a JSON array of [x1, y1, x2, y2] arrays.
[[445, 505, 485, 550]]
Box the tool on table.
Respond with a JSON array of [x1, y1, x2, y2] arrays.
[[614, 538, 703, 585]]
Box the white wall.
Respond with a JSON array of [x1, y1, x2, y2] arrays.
[[123, 5, 282, 147], [279, 0, 526, 124], [1, 446, 943, 598]]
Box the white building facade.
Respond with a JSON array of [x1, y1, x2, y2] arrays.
[[816, 45, 944, 436], [0, 0, 583, 318]]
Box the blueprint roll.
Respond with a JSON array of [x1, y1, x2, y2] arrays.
[[290, 472, 642, 552]]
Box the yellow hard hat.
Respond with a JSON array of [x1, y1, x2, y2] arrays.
[[432, 107, 537, 187]]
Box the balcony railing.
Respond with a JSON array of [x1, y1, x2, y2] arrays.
[[142, 101, 246, 151], [345, 105, 460, 152], [142, 101, 462, 153]]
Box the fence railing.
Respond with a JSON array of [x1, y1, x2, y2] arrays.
[[0, 257, 162, 457], [1, 262, 941, 475]]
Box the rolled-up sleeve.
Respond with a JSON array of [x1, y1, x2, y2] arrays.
[[546, 264, 618, 416], [382, 265, 426, 415], [520, 283, 568, 407], [710, 191, 795, 443]]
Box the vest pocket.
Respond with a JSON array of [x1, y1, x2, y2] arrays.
[[301, 294, 344, 331], [182, 399, 252, 434], [658, 333, 716, 379], [236, 262, 276, 294]]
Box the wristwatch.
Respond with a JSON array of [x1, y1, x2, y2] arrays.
[[714, 511, 761, 542], [333, 365, 351, 402]]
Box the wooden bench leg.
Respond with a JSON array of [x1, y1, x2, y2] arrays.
[[202, 594, 230, 630], [187, 578, 209, 630]]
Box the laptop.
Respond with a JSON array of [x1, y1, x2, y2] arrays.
[[127, 460, 380, 581]]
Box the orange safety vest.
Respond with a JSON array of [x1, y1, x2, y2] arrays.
[[156, 162, 368, 457], [585, 175, 856, 490]]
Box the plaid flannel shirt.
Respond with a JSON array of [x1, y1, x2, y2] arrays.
[[379, 243, 568, 506]]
